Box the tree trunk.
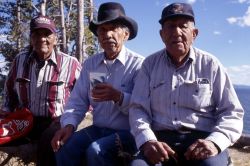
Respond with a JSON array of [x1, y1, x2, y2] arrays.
[[89, 0, 94, 21], [40, 0, 46, 16], [59, 0, 67, 53], [17, 0, 21, 51], [76, 0, 84, 63]]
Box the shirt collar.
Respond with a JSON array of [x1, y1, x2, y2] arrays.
[[189, 47, 195, 62], [98, 46, 126, 66], [49, 50, 57, 65], [23, 49, 58, 73], [165, 46, 195, 65], [28, 49, 57, 65], [115, 46, 126, 66]]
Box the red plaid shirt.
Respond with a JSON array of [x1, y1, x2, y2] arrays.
[[1, 49, 81, 118]]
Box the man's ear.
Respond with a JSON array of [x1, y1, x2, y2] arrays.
[[159, 29, 166, 44], [193, 28, 198, 40], [124, 30, 130, 41], [30, 38, 34, 46], [54, 35, 58, 45]]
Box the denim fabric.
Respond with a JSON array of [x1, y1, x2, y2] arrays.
[[56, 125, 136, 166], [130, 130, 229, 166]]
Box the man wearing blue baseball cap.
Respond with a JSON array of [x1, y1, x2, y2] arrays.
[[129, 3, 244, 166]]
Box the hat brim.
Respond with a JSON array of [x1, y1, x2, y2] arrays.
[[31, 26, 56, 34], [159, 14, 194, 25], [89, 16, 138, 40]]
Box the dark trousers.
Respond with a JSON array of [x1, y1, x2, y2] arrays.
[[29, 117, 60, 166], [33, 116, 60, 166], [131, 130, 229, 166]]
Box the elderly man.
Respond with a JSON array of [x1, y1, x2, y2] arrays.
[[51, 2, 144, 166], [0, 15, 81, 166], [129, 3, 244, 166]]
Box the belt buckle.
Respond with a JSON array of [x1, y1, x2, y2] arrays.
[[177, 127, 192, 134]]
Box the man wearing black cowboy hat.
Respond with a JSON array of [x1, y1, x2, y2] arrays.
[[51, 2, 144, 166], [129, 2, 243, 166]]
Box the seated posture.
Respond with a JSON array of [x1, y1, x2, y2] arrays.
[[51, 2, 144, 166], [129, 3, 244, 166], [0, 15, 81, 166]]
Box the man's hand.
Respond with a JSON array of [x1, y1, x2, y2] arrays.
[[184, 139, 219, 160], [141, 140, 177, 164], [51, 124, 74, 152], [91, 83, 122, 103]]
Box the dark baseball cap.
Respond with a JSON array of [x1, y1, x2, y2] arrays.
[[159, 3, 195, 25], [30, 15, 56, 33]]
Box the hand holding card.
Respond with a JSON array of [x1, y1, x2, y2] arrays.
[[89, 72, 107, 100]]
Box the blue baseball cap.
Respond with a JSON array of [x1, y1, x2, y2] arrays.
[[159, 3, 195, 25]]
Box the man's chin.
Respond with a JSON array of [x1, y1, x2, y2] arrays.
[[34, 49, 51, 57]]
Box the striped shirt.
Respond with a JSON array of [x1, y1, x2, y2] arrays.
[[1, 49, 81, 118], [129, 47, 244, 152]]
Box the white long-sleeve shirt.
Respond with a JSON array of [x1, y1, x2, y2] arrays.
[[129, 47, 244, 152], [61, 46, 144, 130]]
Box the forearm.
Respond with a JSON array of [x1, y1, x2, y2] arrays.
[[129, 106, 157, 149]]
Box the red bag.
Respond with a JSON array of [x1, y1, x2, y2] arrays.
[[0, 108, 33, 145]]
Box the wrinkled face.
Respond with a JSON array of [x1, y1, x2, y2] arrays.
[[160, 17, 198, 58], [31, 28, 57, 60], [96, 23, 130, 60]]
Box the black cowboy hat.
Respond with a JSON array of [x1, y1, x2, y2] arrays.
[[89, 2, 138, 40]]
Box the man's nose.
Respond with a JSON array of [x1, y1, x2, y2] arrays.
[[38, 35, 47, 41], [172, 26, 182, 35], [104, 30, 113, 38]]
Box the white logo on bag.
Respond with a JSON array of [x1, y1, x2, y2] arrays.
[[0, 120, 30, 137], [2, 122, 15, 136], [13, 120, 30, 131]]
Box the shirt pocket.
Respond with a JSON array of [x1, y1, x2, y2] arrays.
[[16, 77, 30, 86], [15, 77, 30, 103], [47, 80, 65, 101], [179, 81, 212, 111], [150, 80, 170, 113]]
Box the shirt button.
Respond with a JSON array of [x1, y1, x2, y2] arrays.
[[173, 102, 176, 105], [175, 118, 177, 121], [174, 86, 177, 89]]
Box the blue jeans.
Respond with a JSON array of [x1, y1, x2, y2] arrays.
[[56, 125, 136, 166], [131, 130, 229, 166]]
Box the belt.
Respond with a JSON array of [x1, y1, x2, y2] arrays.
[[176, 126, 193, 134], [158, 127, 194, 134]]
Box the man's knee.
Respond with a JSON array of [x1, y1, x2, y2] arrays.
[[86, 142, 101, 158], [130, 159, 150, 166], [189, 150, 229, 166]]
